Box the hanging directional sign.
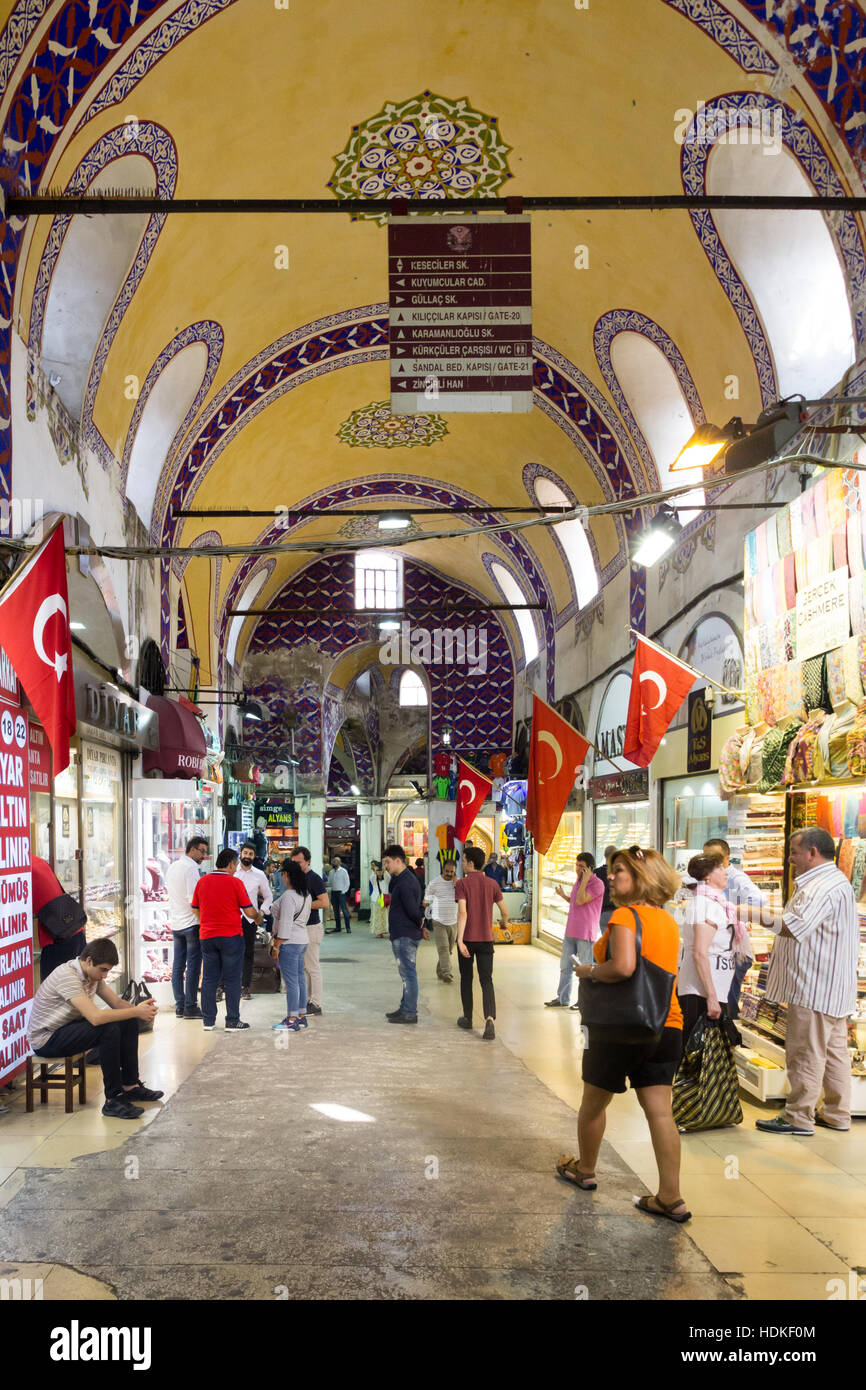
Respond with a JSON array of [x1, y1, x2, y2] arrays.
[[389, 216, 532, 414]]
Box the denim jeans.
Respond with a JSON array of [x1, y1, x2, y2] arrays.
[[37, 1017, 139, 1099], [172, 927, 202, 1011], [391, 936, 419, 1017], [201, 934, 245, 1025], [557, 937, 594, 1005], [331, 891, 351, 931], [279, 942, 307, 1016], [727, 954, 752, 1018]]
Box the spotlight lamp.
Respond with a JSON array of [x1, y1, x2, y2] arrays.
[[440, 726, 453, 747], [631, 505, 682, 568], [670, 396, 866, 477], [236, 694, 267, 722], [670, 419, 745, 474]]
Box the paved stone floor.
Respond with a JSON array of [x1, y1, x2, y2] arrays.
[[0, 932, 736, 1301]]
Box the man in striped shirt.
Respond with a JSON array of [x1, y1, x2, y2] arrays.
[[757, 827, 858, 1135]]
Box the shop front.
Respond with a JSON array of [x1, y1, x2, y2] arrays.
[[728, 470, 866, 1110], [131, 693, 220, 989], [536, 809, 583, 945], [255, 794, 298, 864], [70, 664, 159, 984]]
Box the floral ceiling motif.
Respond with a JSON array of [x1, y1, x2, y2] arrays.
[[328, 91, 513, 223], [337, 400, 447, 449]]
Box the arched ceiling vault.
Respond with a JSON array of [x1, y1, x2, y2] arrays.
[[4, 0, 865, 660]]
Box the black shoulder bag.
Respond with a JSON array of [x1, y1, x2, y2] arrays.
[[576, 907, 675, 1045], [37, 893, 88, 940]]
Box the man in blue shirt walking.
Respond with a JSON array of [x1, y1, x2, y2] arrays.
[[382, 844, 429, 1024]]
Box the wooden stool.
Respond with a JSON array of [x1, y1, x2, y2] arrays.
[[25, 1052, 87, 1113]]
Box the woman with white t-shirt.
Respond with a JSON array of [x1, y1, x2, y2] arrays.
[[270, 858, 312, 1033], [678, 853, 749, 1039]]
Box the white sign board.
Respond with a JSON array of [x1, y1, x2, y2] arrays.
[[796, 567, 850, 662]]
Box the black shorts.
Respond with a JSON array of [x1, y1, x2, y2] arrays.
[[581, 1026, 683, 1094]]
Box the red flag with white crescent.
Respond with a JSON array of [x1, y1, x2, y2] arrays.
[[623, 634, 695, 768], [526, 695, 590, 855], [0, 521, 76, 775], [454, 758, 492, 842]]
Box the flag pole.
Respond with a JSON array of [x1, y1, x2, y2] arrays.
[[0, 516, 66, 607], [626, 627, 744, 698]]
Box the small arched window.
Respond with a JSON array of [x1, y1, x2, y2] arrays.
[[399, 670, 428, 707], [534, 477, 598, 608], [489, 561, 540, 664]]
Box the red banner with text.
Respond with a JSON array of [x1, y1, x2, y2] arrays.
[[0, 665, 33, 1086]]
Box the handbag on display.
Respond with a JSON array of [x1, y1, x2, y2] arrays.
[[672, 1014, 743, 1132], [121, 978, 155, 1033], [576, 907, 675, 1045], [37, 893, 88, 940]]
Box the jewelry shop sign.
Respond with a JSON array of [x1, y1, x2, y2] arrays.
[[795, 567, 849, 662]]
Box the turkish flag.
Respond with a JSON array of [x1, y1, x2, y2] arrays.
[[0, 522, 76, 775], [624, 635, 695, 768], [454, 758, 493, 842], [526, 695, 590, 855]]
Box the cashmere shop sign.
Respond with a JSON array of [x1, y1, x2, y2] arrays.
[[796, 567, 850, 662]]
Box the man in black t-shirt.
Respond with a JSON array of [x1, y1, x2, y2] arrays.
[[291, 847, 330, 1015]]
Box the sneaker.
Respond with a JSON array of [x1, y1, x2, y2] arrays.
[[815, 1114, 850, 1131], [386, 1008, 405, 1020], [388, 1013, 418, 1024], [295, 1016, 309, 1029], [544, 999, 564, 1008], [203, 1022, 216, 1031], [482, 1020, 495, 1040], [457, 1016, 473, 1030], [183, 1007, 204, 1020], [122, 1084, 164, 1102], [102, 1097, 144, 1120], [755, 1115, 814, 1136], [307, 1003, 323, 1016], [225, 1021, 251, 1032], [442, 976, 453, 983], [272, 1017, 290, 1030], [175, 1005, 185, 1018]]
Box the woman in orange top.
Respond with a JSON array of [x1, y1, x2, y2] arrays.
[[556, 846, 691, 1223]]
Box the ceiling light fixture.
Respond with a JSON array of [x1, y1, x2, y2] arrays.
[[631, 505, 682, 567], [70, 621, 86, 631], [236, 694, 268, 722], [670, 420, 744, 474], [350, 784, 361, 796], [673, 395, 866, 477], [377, 616, 401, 631], [378, 512, 411, 531]]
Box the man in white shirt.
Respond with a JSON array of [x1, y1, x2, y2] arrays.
[[756, 827, 859, 1135], [235, 841, 270, 999], [326, 857, 352, 934], [165, 836, 208, 1020], [424, 859, 459, 982]]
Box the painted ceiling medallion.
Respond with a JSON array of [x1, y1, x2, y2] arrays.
[[328, 91, 513, 223], [337, 400, 447, 449]]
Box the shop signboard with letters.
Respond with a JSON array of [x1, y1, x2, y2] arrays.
[[795, 567, 850, 662], [686, 689, 712, 773], [0, 649, 32, 1086]]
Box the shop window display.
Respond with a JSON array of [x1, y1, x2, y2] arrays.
[[135, 787, 216, 985], [538, 812, 582, 943], [82, 742, 127, 979], [594, 801, 650, 861], [662, 776, 727, 871]]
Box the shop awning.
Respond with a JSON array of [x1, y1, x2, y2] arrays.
[[141, 695, 207, 779]]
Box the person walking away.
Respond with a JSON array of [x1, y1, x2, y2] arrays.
[[191, 848, 259, 1031], [369, 859, 389, 938], [413, 858, 426, 892], [755, 827, 859, 1134], [424, 859, 459, 982], [27, 937, 162, 1119], [383, 844, 428, 1024], [327, 857, 352, 933], [455, 845, 509, 1040], [678, 852, 749, 1038], [165, 836, 208, 1019], [703, 836, 766, 1017], [235, 841, 271, 999], [544, 851, 604, 1009], [557, 847, 690, 1223], [271, 858, 312, 1033], [291, 847, 330, 1015], [32, 855, 86, 982]]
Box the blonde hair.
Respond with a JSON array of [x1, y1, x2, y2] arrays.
[[610, 847, 680, 907]]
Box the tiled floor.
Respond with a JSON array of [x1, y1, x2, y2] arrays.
[[0, 932, 863, 1301]]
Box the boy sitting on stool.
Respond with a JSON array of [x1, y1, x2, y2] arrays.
[[27, 937, 162, 1119]]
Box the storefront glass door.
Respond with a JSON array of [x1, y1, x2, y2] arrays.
[[82, 742, 127, 979]]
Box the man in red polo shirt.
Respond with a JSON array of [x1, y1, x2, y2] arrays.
[[33, 856, 86, 982], [455, 845, 509, 1041], [191, 847, 258, 1032]]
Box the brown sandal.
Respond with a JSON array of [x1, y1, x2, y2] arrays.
[[634, 1193, 691, 1223], [555, 1156, 597, 1190]]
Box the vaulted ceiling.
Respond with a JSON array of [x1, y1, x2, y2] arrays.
[[4, 0, 864, 684]]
